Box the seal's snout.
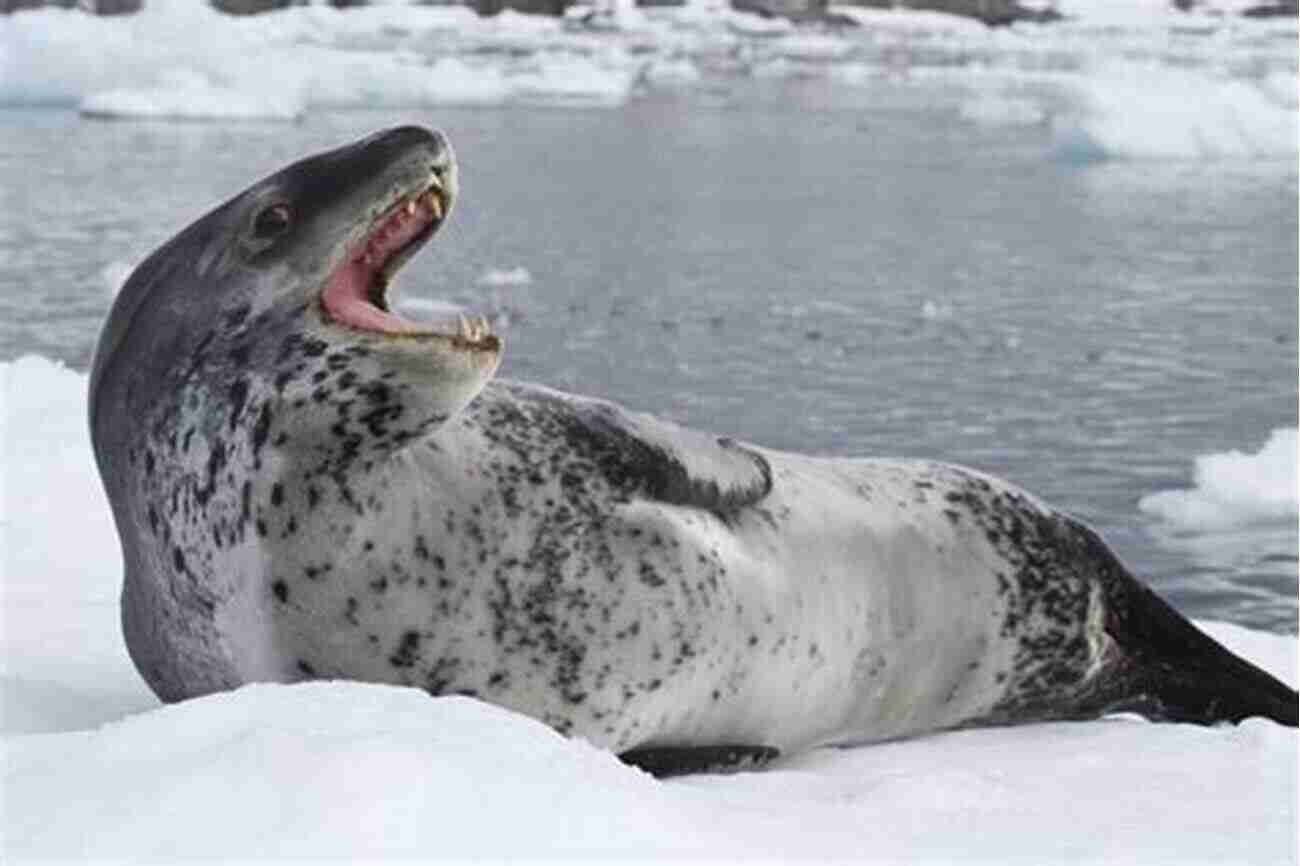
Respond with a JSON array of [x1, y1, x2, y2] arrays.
[[356, 125, 456, 190], [357, 125, 448, 161]]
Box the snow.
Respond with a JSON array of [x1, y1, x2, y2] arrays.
[[6, 674, 1295, 861], [1140, 427, 1299, 532], [1, 0, 1295, 162], [2, 354, 1296, 862]]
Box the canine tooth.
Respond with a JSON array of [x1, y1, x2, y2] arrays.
[[477, 315, 491, 338], [405, 199, 417, 217], [426, 192, 443, 220], [458, 313, 471, 340]]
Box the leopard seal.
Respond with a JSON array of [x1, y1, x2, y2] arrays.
[[90, 126, 1297, 776]]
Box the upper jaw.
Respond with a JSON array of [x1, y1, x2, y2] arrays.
[[367, 180, 448, 293]]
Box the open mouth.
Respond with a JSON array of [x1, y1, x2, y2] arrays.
[[320, 180, 497, 350]]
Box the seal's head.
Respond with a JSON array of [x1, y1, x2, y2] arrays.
[[91, 126, 500, 487]]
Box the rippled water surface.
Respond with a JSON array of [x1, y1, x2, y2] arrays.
[[1, 82, 1295, 631]]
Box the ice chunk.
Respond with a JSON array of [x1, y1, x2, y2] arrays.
[[1053, 63, 1297, 161], [80, 68, 304, 122], [477, 266, 534, 287], [1140, 428, 1299, 532]]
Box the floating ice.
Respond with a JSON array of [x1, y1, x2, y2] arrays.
[[508, 54, 641, 108], [1053, 63, 1297, 161], [477, 265, 534, 287], [1140, 428, 1299, 532], [81, 68, 304, 122], [920, 299, 953, 320], [2, 0, 1297, 150], [392, 296, 475, 323], [306, 55, 513, 110]]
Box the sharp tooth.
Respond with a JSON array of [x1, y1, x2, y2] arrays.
[[477, 315, 491, 338], [405, 199, 417, 217], [426, 191, 443, 221], [458, 313, 471, 340]]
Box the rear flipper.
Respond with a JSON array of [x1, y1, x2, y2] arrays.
[[1090, 536, 1298, 727], [619, 744, 780, 777]]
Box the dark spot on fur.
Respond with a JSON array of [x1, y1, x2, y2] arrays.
[[390, 630, 421, 668], [227, 379, 250, 432], [250, 403, 273, 455], [222, 303, 251, 329]]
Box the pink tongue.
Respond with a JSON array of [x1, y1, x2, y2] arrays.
[[320, 202, 438, 335], [322, 261, 431, 335]]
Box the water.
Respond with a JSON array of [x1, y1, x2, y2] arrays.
[[2, 80, 1296, 632]]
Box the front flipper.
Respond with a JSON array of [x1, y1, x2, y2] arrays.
[[618, 744, 781, 778], [568, 397, 773, 519]]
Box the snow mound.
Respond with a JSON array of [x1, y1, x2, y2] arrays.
[[2, 356, 119, 602], [1054, 64, 1297, 161], [1140, 428, 1299, 532], [3, 684, 694, 860], [4, 660, 1296, 861]]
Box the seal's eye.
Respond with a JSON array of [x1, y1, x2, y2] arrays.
[[253, 203, 293, 240]]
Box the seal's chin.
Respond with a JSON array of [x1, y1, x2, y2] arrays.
[[320, 182, 497, 351]]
